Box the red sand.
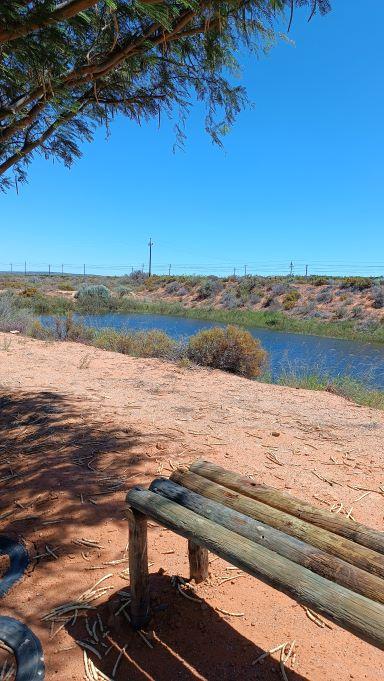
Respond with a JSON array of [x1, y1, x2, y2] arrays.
[[0, 332, 383, 680]]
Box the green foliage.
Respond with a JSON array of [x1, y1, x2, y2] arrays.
[[310, 276, 330, 287], [340, 277, 372, 291], [52, 313, 95, 341], [28, 319, 54, 340], [115, 285, 131, 297], [372, 286, 384, 309], [282, 288, 300, 309], [0, 291, 34, 333], [197, 278, 222, 300], [57, 282, 75, 292], [276, 372, 384, 410], [75, 284, 111, 311], [0, 1, 330, 189], [187, 325, 267, 377], [95, 328, 178, 359], [20, 293, 74, 314]]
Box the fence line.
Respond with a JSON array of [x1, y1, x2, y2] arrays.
[[0, 261, 383, 278]]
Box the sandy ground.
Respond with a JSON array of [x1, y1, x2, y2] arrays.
[[0, 332, 383, 680]]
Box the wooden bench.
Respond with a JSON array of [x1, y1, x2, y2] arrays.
[[126, 459, 384, 648]]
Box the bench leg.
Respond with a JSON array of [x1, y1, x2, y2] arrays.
[[188, 540, 209, 584], [128, 508, 150, 629]]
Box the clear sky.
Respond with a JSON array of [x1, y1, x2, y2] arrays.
[[1, 0, 383, 277]]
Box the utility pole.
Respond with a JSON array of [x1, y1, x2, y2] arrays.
[[233, 267, 236, 277], [244, 264, 247, 276], [61, 264, 64, 275], [289, 261, 294, 276], [168, 264, 171, 276], [10, 263, 12, 273], [148, 238, 154, 277], [83, 263, 86, 276], [305, 264, 308, 278], [48, 264, 51, 275], [24, 261, 27, 275]]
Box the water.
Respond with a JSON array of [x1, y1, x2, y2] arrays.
[[46, 312, 384, 389]]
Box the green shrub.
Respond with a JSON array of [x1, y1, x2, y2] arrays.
[[28, 320, 54, 339], [75, 284, 111, 311], [0, 291, 34, 333], [95, 329, 178, 359], [197, 278, 222, 300], [372, 286, 384, 309], [115, 285, 131, 298], [340, 277, 372, 291], [310, 276, 329, 286], [20, 293, 73, 314], [282, 289, 300, 310], [58, 282, 75, 291], [221, 290, 241, 309], [52, 313, 95, 341], [187, 325, 267, 378]]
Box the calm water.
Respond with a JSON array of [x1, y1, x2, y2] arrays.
[[50, 312, 384, 389]]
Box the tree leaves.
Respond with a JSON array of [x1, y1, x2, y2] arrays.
[[0, 0, 331, 190]]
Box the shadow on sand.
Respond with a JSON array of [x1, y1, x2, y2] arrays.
[[66, 572, 310, 681], [1, 390, 310, 680]]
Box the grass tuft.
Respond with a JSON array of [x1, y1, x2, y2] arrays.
[[275, 371, 384, 410]]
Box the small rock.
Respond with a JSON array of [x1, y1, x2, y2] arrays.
[[271, 431, 280, 437]]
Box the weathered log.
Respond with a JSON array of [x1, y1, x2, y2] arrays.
[[150, 477, 384, 604], [188, 540, 209, 583], [189, 460, 384, 555], [127, 507, 150, 629], [170, 469, 384, 579], [126, 486, 384, 649]]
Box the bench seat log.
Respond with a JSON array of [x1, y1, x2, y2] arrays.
[[170, 468, 384, 579], [189, 460, 384, 555], [150, 477, 384, 605], [126, 486, 384, 649]]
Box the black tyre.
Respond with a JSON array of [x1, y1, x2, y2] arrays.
[[0, 535, 29, 597], [0, 616, 45, 681]]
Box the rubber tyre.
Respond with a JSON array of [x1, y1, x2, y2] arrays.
[[0, 535, 29, 597], [0, 616, 45, 681]]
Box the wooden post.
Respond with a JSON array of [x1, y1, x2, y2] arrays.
[[188, 540, 209, 583], [127, 507, 150, 629]]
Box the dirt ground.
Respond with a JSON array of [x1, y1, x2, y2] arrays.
[[0, 332, 383, 680]]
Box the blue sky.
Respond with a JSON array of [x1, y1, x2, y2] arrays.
[[1, 0, 383, 277]]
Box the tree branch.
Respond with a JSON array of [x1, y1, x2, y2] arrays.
[[0, 0, 99, 43], [0, 105, 85, 176]]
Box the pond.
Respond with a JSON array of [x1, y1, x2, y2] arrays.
[[45, 312, 384, 389]]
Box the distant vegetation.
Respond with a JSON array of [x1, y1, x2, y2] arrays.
[[0, 272, 383, 344], [1, 287, 384, 408]]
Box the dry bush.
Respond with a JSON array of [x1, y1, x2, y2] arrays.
[[95, 329, 178, 359], [187, 325, 267, 378]]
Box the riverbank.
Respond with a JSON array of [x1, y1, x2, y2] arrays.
[[0, 332, 383, 681], [1, 272, 384, 344], [109, 297, 384, 344], [2, 290, 384, 407]]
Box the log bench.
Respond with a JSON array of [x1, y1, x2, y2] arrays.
[[125, 459, 384, 649]]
